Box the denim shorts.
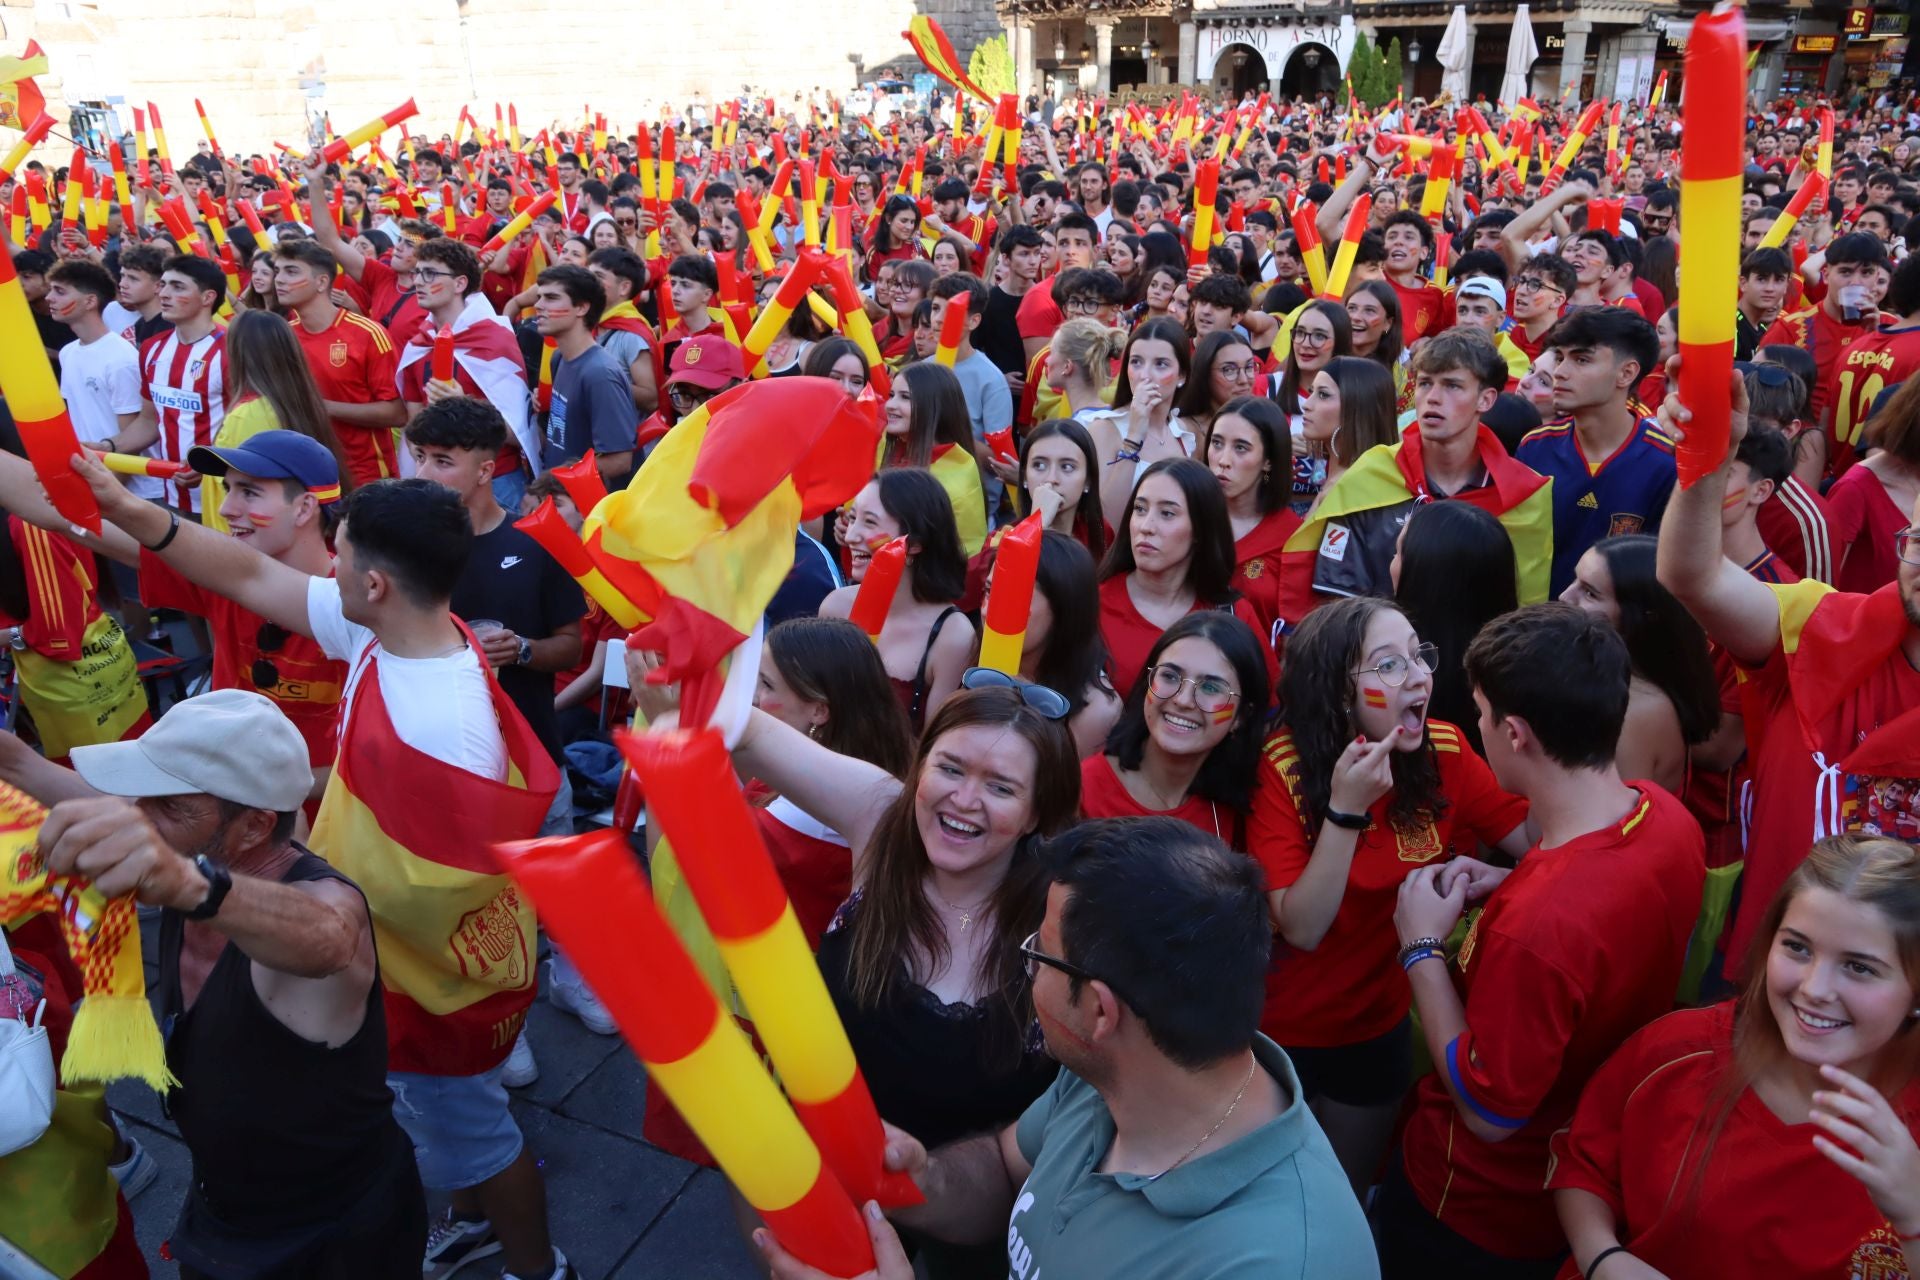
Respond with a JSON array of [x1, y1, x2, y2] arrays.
[[387, 1065, 523, 1191]]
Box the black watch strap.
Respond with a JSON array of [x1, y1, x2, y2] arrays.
[[1323, 807, 1371, 831], [184, 854, 232, 921]]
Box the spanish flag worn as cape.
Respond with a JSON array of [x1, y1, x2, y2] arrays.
[[1278, 425, 1552, 628], [598, 299, 667, 405], [309, 629, 559, 1075], [877, 439, 986, 557], [397, 293, 541, 468]]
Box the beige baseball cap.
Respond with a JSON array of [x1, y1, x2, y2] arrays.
[[71, 689, 312, 813]]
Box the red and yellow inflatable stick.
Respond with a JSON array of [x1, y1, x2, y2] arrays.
[[0, 111, 54, 186], [0, 252, 100, 531], [496, 829, 874, 1278], [59, 146, 83, 228], [848, 537, 906, 642], [1541, 100, 1606, 196], [977, 512, 1043, 674], [552, 452, 610, 513], [515, 499, 643, 629], [93, 452, 187, 480], [1418, 145, 1456, 221], [1757, 172, 1826, 249], [1289, 202, 1327, 296], [1648, 69, 1668, 110], [147, 101, 175, 179], [1675, 5, 1745, 490], [741, 253, 826, 378], [132, 106, 150, 188], [1189, 158, 1220, 269], [194, 98, 224, 164], [1605, 102, 1623, 176], [1812, 105, 1834, 214], [933, 290, 969, 368], [615, 727, 923, 1211], [478, 189, 558, 257], [1320, 193, 1371, 302], [322, 99, 419, 164], [430, 327, 456, 383], [1460, 108, 1520, 194], [107, 129, 135, 234]]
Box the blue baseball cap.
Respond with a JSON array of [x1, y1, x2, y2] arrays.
[[189, 430, 342, 504]]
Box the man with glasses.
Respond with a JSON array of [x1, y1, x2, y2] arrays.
[[759, 816, 1378, 1279], [533, 264, 638, 489], [274, 239, 405, 485], [1507, 255, 1576, 365], [1659, 370, 1920, 986], [659, 334, 744, 431]]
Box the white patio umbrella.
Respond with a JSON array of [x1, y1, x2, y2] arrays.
[[1436, 5, 1473, 104], [1501, 3, 1540, 110]]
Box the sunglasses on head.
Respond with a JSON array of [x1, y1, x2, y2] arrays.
[[960, 667, 1070, 720]]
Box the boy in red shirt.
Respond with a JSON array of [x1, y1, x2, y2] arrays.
[[1760, 231, 1893, 476], [274, 240, 405, 485], [1379, 603, 1707, 1277]]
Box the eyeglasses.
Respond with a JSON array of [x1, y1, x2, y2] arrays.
[[960, 667, 1071, 720], [1897, 528, 1920, 566], [1294, 327, 1334, 347], [1218, 359, 1262, 380], [1514, 279, 1564, 297], [1352, 642, 1440, 688], [667, 384, 711, 409], [614, 218, 638, 228], [1145, 664, 1240, 714], [1020, 930, 1105, 988], [1063, 297, 1103, 315], [251, 622, 289, 691], [412, 268, 454, 283]]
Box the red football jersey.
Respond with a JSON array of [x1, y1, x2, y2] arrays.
[[1079, 753, 1236, 845], [1549, 1003, 1920, 1280], [1830, 323, 1920, 473], [1759, 305, 1886, 449], [1398, 784, 1706, 1260], [292, 308, 401, 486], [1248, 721, 1527, 1047]]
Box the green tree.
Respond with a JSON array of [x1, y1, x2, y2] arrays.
[[970, 34, 1015, 100], [1384, 36, 1404, 101], [1348, 29, 1377, 103]]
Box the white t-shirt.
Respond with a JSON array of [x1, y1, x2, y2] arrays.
[[100, 301, 140, 343], [306, 577, 508, 782], [58, 331, 142, 445]]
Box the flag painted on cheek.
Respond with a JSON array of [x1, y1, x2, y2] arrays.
[[1362, 686, 1388, 709], [1208, 703, 1237, 726]]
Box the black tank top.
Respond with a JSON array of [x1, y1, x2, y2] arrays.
[[161, 846, 412, 1233]]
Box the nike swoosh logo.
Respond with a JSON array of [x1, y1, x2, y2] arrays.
[[500, 556, 522, 569]]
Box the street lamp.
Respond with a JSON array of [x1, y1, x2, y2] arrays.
[[1055, 35, 1067, 62], [1303, 47, 1321, 68], [1232, 47, 1249, 70], [1409, 38, 1423, 63]]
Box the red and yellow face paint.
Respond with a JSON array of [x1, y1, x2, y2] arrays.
[[1361, 686, 1389, 710]]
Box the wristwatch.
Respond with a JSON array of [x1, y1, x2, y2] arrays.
[[185, 854, 233, 921], [514, 636, 534, 667]]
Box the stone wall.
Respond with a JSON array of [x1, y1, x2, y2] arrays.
[[0, 0, 1002, 157]]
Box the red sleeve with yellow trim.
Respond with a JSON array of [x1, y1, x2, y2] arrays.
[[9, 519, 98, 660]]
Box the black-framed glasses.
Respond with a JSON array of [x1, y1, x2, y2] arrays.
[[1897, 527, 1920, 567], [1063, 297, 1103, 315], [1145, 664, 1240, 714], [667, 383, 712, 409], [1514, 278, 1564, 297], [251, 622, 288, 691], [1352, 642, 1440, 688], [1020, 930, 1101, 986], [960, 667, 1070, 720], [412, 268, 454, 283], [1293, 327, 1334, 347]]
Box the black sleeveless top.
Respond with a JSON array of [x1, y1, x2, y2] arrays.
[[161, 847, 414, 1238], [815, 893, 1058, 1151]]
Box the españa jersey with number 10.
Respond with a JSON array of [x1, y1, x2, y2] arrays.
[[138, 328, 226, 513], [1831, 323, 1920, 475]]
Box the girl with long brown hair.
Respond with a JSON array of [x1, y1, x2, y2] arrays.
[[1552, 835, 1920, 1279], [206, 310, 355, 529]]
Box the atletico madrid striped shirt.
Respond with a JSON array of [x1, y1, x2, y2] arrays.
[[139, 327, 227, 513]]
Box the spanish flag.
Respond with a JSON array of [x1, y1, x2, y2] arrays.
[[309, 631, 559, 1075], [0, 42, 48, 134], [1277, 426, 1552, 629]]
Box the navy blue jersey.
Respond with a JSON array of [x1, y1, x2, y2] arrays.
[[1517, 416, 1677, 595]]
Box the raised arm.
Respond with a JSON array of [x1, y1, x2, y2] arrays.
[[72, 452, 318, 636], [304, 156, 367, 281], [728, 707, 903, 879], [1653, 364, 1783, 668], [0, 449, 143, 566], [1498, 181, 1591, 277]]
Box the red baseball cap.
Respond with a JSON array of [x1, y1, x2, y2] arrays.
[[666, 335, 746, 390]]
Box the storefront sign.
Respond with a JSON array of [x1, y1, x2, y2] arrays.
[[1844, 8, 1873, 36], [1792, 35, 1838, 53], [1870, 13, 1907, 36]]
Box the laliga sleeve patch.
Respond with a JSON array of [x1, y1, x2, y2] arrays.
[[1318, 522, 1350, 562]]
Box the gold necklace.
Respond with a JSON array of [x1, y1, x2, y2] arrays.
[[1147, 1055, 1258, 1182], [931, 886, 992, 931]]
